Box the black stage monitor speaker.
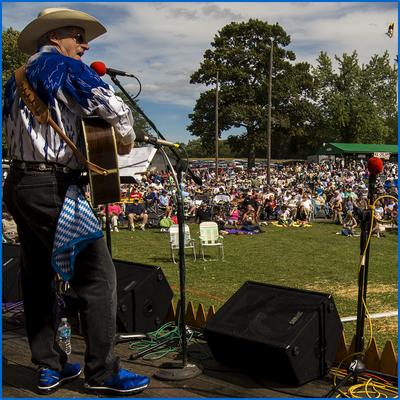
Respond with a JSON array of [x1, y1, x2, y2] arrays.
[[114, 259, 173, 333], [63, 259, 174, 334], [204, 281, 342, 386], [2, 243, 22, 303]]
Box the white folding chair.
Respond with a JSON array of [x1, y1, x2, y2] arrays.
[[199, 221, 224, 261], [169, 224, 196, 263]]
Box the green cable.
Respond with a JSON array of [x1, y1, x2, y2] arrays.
[[128, 322, 201, 360]]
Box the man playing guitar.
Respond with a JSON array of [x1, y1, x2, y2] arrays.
[[3, 7, 149, 395]]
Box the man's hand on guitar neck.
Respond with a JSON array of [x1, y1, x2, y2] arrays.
[[117, 141, 134, 155]]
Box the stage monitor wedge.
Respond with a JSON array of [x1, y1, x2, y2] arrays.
[[114, 259, 173, 333], [204, 281, 342, 386], [63, 259, 174, 334]]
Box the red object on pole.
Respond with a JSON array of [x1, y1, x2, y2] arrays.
[[367, 157, 384, 176]]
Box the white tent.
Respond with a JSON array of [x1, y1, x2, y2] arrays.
[[118, 145, 158, 180]]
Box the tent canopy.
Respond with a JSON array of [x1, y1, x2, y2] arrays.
[[317, 143, 398, 155], [118, 145, 157, 178]]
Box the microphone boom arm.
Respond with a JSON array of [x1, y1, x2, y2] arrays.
[[108, 74, 202, 185]]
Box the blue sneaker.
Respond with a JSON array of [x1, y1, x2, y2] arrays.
[[84, 368, 150, 395], [38, 362, 81, 394]]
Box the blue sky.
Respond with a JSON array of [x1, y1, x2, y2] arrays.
[[2, 2, 398, 143]]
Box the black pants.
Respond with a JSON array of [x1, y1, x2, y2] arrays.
[[4, 168, 119, 384]]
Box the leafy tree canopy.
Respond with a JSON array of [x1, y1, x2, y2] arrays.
[[188, 19, 397, 161], [2, 28, 28, 93], [312, 50, 397, 147], [188, 19, 316, 165]]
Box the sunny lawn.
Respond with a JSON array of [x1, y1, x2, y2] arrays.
[[110, 220, 398, 350]]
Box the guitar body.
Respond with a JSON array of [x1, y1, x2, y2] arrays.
[[81, 117, 121, 206]]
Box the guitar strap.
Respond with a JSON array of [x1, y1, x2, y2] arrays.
[[14, 65, 108, 176]]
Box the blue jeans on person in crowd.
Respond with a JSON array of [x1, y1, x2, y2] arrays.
[[3, 167, 120, 385]]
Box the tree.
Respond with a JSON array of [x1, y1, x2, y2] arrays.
[[185, 138, 234, 158], [2, 28, 28, 155], [188, 19, 316, 165], [185, 139, 208, 157], [312, 50, 397, 147], [2, 28, 28, 93]]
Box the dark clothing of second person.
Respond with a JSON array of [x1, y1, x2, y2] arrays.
[[195, 207, 213, 223], [126, 203, 146, 215]]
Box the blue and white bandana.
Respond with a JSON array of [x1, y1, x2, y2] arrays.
[[51, 185, 103, 281]]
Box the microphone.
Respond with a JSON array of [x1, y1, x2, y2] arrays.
[[90, 61, 136, 78], [135, 131, 180, 148], [367, 157, 383, 202]]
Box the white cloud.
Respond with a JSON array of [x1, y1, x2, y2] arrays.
[[2, 2, 397, 140], [105, 3, 397, 105]]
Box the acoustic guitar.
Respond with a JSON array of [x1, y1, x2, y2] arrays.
[[81, 117, 121, 206]]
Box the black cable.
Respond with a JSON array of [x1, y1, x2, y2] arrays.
[[2, 301, 24, 312], [129, 337, 179, 361], [131, 75, 142, 100], [180, 145, 190, 176], [110, 74, 164, 139]]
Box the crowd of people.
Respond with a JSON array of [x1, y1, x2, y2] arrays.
[[87, 158, 398, 237], [3, 157, 398, 239], [4, 158, 398, 240], [3, 160, 398, 239]]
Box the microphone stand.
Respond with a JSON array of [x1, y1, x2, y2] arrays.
[[105, 203, 112, 255], [325, 172, 378, 397], [108, 73, 202, 186], [152, 146, 202, 380], [354, 176, 375, 361]]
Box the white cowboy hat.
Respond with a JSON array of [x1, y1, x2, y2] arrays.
[[18, 8, 107, 55]]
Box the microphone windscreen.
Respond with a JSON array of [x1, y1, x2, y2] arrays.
[[367, 157, 384, 176], [90, 61, 107, 76]]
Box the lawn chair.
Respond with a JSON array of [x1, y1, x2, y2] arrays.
[[199, 221, 224, 261], [169, 224, 196, 263]]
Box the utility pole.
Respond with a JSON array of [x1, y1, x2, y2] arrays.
[[386, 23, 397, 136], [266, 40, 273, 186], [215, 71, 219, 182]]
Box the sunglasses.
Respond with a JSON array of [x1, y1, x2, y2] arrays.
[[72, 33, 87, 44]]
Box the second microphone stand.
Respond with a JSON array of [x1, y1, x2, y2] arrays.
[[153, 147, 202, 380]]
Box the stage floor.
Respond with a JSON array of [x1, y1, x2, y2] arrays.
[[3, 316, 337, 398]]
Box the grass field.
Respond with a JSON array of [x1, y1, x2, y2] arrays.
[[110, 220, 398, 350]]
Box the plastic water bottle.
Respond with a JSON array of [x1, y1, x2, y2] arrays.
[[57, 317, 72, 355]]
